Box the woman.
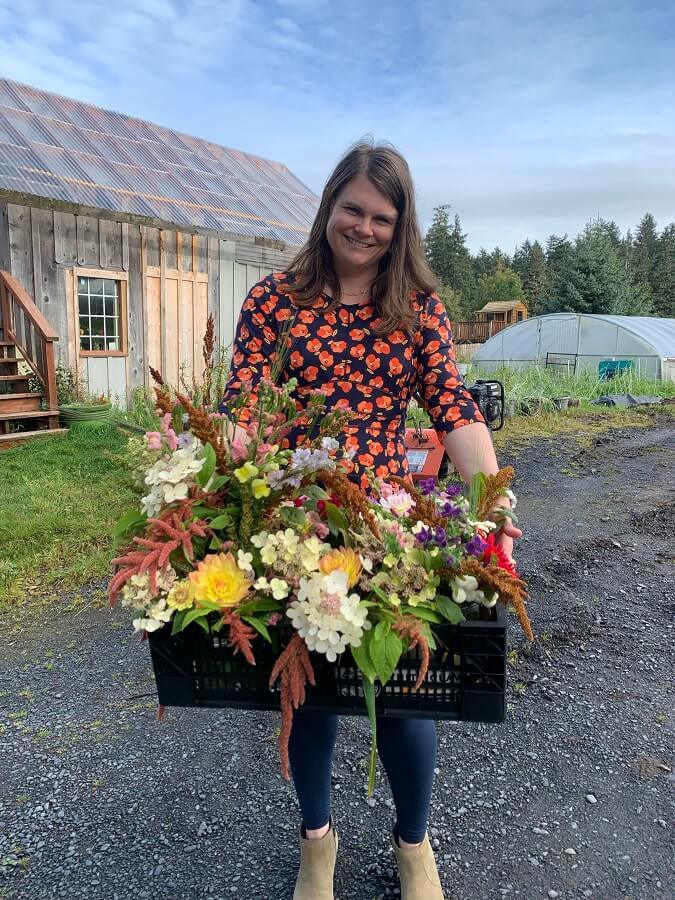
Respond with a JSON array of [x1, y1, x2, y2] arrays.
[[222, 142, 521, 900]]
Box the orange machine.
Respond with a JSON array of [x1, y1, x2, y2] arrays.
[[404, 427, 448, 482]]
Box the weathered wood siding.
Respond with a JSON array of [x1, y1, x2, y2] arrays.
[[4, 201, 300, 406]]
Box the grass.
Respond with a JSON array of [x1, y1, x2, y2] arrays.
[[464, 363, 675, 409], [0, 423, 138, 605]]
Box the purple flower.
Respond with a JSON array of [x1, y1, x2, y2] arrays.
[[433, 526, 448, 548], [443, 483, 462, 498], [415, 526, 432, 543], [440, 501, 462, 518], [419, 477, 436, 495], [464, 534, 487, 557]]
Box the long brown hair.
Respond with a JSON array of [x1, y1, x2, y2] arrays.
[[286, 140, 438, 336]]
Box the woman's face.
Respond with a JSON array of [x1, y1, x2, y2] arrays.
[[326, 174, 399, 277]]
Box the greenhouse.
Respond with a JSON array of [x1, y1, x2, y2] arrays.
[[471, 314, 675, 381]]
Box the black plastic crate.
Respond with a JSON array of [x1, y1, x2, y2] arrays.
[[148, 605, 507, 723]]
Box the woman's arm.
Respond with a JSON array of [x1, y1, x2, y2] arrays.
[[442, 421, 522, 559]]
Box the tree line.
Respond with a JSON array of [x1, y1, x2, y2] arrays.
[[424, 207, 675, 321]]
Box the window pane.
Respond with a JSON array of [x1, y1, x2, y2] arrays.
[[91, 337, 105, 351], [105, 317, 118, 336], [88, 278, 104, 295], [104, 294, 118, 316], [78, 296, 89, 316], [90, 316, 105, 336], [80, 336, 92, 351], [105, 337, 119, 351], [89, 295, 104, 316]]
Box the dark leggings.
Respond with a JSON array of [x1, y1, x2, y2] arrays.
[[289, 710, 437, 844]]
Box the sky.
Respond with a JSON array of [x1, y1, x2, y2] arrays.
[[0, 0, 674, 253]]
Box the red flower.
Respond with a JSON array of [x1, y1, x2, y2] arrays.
[[482, 532, 518, 576]]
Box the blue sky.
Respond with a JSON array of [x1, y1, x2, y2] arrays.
[[0, 0, 674, 252]]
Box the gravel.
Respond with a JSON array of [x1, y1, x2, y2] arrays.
[[1, 420, 673, 900]]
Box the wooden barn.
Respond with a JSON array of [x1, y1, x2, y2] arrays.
[[0, 77, 318, 437]]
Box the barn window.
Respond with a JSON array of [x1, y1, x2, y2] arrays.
[[77, 273, 127, 354]]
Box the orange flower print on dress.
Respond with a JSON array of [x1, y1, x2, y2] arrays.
[[222, 276, 484, 485]]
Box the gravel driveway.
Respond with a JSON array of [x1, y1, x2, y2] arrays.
[[1, 419, 673, 900]]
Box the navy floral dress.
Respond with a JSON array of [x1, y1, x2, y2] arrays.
[[222, 272, 484, 489]]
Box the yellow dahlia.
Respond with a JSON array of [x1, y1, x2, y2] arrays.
[[188, 552, 252, 608], [319, 547, 362, 588]]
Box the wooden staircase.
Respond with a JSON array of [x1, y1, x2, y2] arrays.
[[0, 270, 66, 445]]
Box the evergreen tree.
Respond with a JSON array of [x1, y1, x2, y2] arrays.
[[553, 222, 651, 315], [424, 205, 453, 284], [446, 214, 475, 311], [512, 239, 549, 314], [632, 213, 660, 302], [472, 248, 493, 280], [652, 223, 675, 318]]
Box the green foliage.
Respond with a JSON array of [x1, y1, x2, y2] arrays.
[[0, 427, 137, 603], [512, 239, 548, 314], [424, 207, 475, 314], [472, 268, 525, 313], [546, 220, 651, 315]]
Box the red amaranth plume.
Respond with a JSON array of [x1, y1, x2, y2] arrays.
[[109, 500, 209, 603], [269, 635, 316, 779]]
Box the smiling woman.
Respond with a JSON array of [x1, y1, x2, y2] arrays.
[[220, 140, 520, 900]]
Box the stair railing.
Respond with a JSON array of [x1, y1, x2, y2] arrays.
[[0, 270, 59, 409]]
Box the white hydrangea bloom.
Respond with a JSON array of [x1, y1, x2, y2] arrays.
[[141, 439, 205, 517], [287, 570, 371, 662], [269, 578, 290, 600], [451, 574, 498, 608], [121, 568, 176, 609], [132, 597, 173, 632], [237, 550, 254, 572]]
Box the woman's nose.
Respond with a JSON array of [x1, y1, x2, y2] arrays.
[[354, 217, 373, 237]]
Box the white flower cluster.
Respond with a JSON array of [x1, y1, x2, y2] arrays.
[[451, 574, 498, 608], [287, 570, 371, 662], [141, 438, 205, 518], [120, 568, 177, 632], [251, 530, 329, 572]]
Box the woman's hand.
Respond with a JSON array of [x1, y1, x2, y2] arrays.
[[490, 496, 522, 563], [492, 516, 523, 563]]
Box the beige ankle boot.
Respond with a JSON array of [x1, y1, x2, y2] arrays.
[[391, 833, 445, 899], [293, 826, 338, 900]]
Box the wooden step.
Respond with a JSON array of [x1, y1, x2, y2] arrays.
[[0, 374, 30, 382], [0, 375, 31, 393], [0, 393, 45, 413], [0, 427, 68, 447], [0, 408, 59, 422]]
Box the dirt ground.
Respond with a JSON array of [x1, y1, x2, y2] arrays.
[[1, 415, 673, 900]]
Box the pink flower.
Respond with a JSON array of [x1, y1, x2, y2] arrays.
[[308, 511, 330, 539], [230, 439, 249, 463], [268, 613, 282, 625], [145, 431, 162, 451], [256, 443, 275, 463], [161, 413, 179, 451]]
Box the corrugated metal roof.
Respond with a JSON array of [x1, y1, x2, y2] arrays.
[[0, 77, 318, 245]]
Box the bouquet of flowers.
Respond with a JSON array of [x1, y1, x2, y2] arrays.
[[110, 319, 532, 789]]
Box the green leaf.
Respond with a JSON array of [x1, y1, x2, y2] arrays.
[[400, 605, 443, 624], [469, 471, 488, 516], [209, 475, 230, 491], [194, 616, 210, 633], [279, 505, 307, 528], [436, 594, 466, 624], [113, 510, 147, 542], [182, 607, 212, 629], [325, 502, 349, 538], [239, 597, 284, 614], [208, 513, 232, 529], [362, 676, 378, 797], [374, 620, 390, 641], [170, 609, 187, 635], [241, 616, 271, 643], [350, 634, 377, 683], [196, 442, 216, 487], [369, 630, 403, 686]]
